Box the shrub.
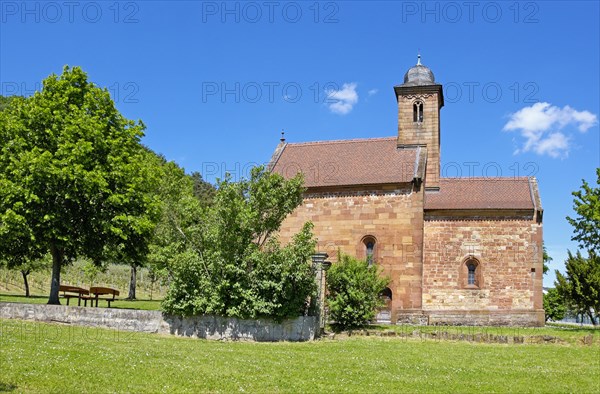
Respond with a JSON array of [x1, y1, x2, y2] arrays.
[[543, 287, 566, 322], [326, 253, 390, 330], [161, 166, 317, 321]]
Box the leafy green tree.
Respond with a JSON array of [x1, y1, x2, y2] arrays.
[[0, 193, 46, 297], [555, 170, 600, 325], [190, 171, 216, 205], [0, 255, 49, 297], [82, 260, 107, 289], [543, 287, 566, 322], [567, 168, 600, 254], [116, 148, 164, 300], [555, 251, 600, 325], [145, 162, 215, 297], [0, 95, 22, 112], [147, 159, 202, 283], [543, 243, 552, 275], [326, 252, 390, 330], [161, 166, 317, 321], [0, 66, 159, 304]]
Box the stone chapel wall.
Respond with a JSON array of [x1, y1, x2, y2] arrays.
[[278, 184, 425, 314]]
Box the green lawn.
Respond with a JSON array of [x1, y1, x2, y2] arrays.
[[0, 260, 168, 301], [0, 293, 162, 311], [1, 319, 598, 393]]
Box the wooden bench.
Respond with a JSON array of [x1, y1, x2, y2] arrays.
[[59, 285, 89, 306], [84, 286, 120, 308]]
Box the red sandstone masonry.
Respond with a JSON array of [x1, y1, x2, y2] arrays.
[[423, 213, 543, 323], [278, 184, 424, 315], [271, 63, 544, 327]]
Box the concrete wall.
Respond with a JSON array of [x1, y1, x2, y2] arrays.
[[0, 302, 318, 342]]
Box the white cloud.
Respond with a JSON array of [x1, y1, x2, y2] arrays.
[[504, 102, 597, 158], [368, 89, 378, 96], [532, 132, 570, 158], [326, 82, 358, 115]]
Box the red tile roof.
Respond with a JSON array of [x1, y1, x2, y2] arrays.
[[425, 177, 537, 210], [270, 137, 420, 188]]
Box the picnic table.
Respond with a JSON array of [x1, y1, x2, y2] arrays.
[[84, 286, 120, 308], [59, 285, 89, 306]]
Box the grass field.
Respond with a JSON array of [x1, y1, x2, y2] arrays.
[[1, 319, 599, 393], [0, 293, 163, 311], [0, 260, 168, 301], [0, 259, 165, 312]]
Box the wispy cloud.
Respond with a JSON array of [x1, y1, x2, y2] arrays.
[[503, 102, 597, 158], [368, 89, 378, 96], [326, 82, 358, 115]]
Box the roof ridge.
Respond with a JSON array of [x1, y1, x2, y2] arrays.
[[266, 142, 287, 173], [440, 177, 531, 181], [284, 136, 397, 147]]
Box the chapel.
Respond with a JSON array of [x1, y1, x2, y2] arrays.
[[269, 57, 544, 326]]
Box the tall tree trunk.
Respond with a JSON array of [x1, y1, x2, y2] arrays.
[[48, 244, 62, 305], [587, 310, 597, 326], [21, 270, 30, 298], [127, 265, 137, 300]]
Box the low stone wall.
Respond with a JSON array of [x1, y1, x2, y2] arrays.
[[425, 309, 545, 327], [163, 314, 317, 341], [327, 329, 583, 346], [395, 311, 429, 325], [0, 302, 318, 341], [391, 309, 545, 326]]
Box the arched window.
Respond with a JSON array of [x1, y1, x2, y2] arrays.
[[361, 236, 377, 266], [463, 257, 482, 288], [366, 241, 375, 266], [379, 287, 392, 301], [467, 262, 476, 285], [413, 100, 424, 123]]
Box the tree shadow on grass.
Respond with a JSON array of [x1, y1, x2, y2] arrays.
[[0, 293, 47, 303], [0, 382, 17, 392]]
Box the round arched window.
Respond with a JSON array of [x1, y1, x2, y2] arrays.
[[413, 100, 424, 123], [467, 262, 476, 285], [361, 236, 377, 266], [366, 241, 374, 264], [463, 258, 481, 288], [380, 287, 392, 301]]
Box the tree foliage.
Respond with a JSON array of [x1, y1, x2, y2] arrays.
[[109, 151, 213, 300], [190, 171, 216, 205], [147, 158, 202, 286], [554, 251, 600, 325], [555, 170, 600, 325], [543, 243, 552, 275], [543, 287, 566, 322], [566, 168, 600, 254], [326, 252, 390, 330], [0, 66, 159, 304], [161, 166, 317, 321], [0, 254, 49, 297], [0, 95, 22, 112]]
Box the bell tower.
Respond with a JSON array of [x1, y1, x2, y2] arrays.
[[395, 55, 444, 190]]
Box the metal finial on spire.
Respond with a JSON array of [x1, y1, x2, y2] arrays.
[[280, 129, 285, 142]]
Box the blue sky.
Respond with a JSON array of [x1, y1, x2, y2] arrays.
[[1, 1, 598, 286]]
